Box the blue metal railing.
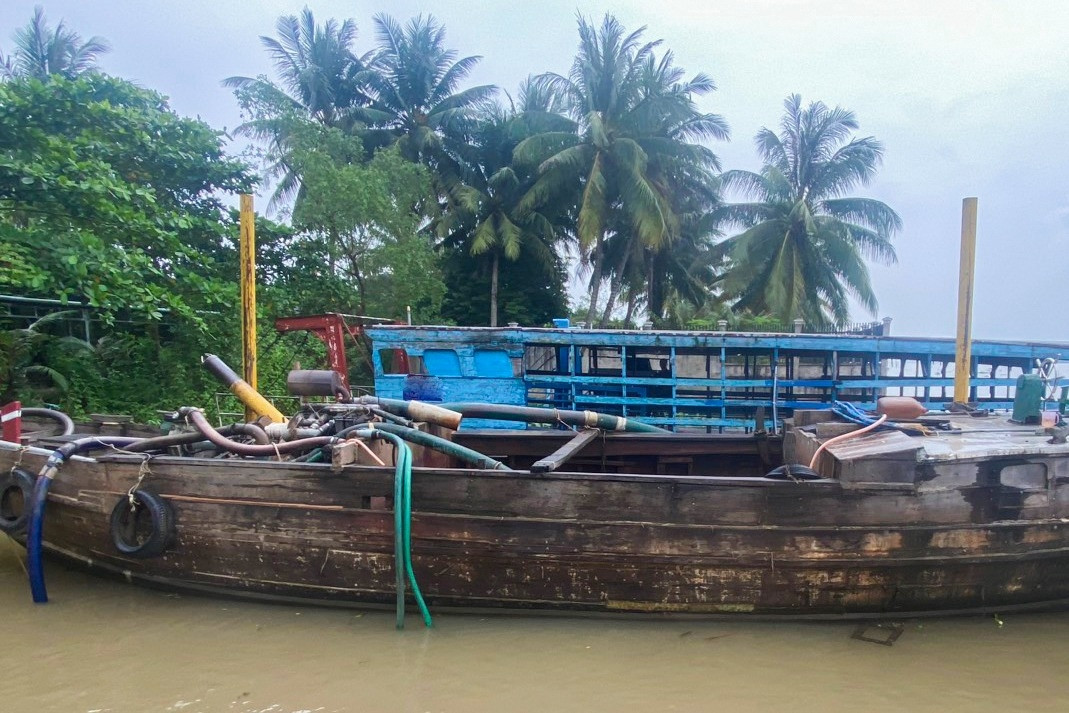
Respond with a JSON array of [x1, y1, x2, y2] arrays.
[[367, 325, 1066, 430]]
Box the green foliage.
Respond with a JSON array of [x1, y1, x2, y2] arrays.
[[285, 119, 444, 322], [0, 74, 254, 324], [439, 244, 568, 327], [0, 312, 90, 404]]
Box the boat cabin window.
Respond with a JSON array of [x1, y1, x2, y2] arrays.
[[627, 348, 671, 376], [473, 349, 518, 377], [580, 346, 622, 376], [525, 344, 567, 375], [424, 349, 462, 376], [378, 349, 418, 375]]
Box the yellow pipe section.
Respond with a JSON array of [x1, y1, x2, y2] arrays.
[[239, 194, 258, 422], [202, 354, 285, 423], [954, 197, 978, 405], [231, 380, 285, 424]]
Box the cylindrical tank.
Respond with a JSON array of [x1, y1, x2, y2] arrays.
[[287, 369, 346, 398], [876, 396, 927, 420]]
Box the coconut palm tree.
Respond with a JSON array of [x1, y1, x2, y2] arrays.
[[360, 15, 496, 160], [356, 14, 497, 219], [719, 94, 900, 328], [514, 14, 727, 325], [224, 9, 372, 208], [0, 6, 109, 80], [441, 82, 573, 325]]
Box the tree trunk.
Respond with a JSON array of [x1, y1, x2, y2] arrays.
[[584, 242, 605, 326], [489, 253, 499, 327], [344, 243, 368, 317], [599, 241, 633, 326], [600, 281, 621, 327], [623, 289, 640, 327]]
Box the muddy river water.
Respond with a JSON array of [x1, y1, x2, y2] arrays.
[[3, 536, 1069, 713]]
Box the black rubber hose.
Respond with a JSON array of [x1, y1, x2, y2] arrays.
[[369, 407, 414, 428], [352, 397, 462, 429], [438, 403, 669, 433], [227, 422, 271, 444], [22, 407, 75, 436]]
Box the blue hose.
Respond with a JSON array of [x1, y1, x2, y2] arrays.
[[831, 400, 887, 428], [26, 475, 53, 603], [26, 437, 139, 604]]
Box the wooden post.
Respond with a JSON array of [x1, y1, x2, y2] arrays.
[[239, 194, 258, 422], [954, 197, 978, 406]]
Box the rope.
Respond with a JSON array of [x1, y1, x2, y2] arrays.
[[127, 457, 152, 507], [9, 445, 28, 474]]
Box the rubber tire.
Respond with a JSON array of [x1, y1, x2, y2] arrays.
[[0, 468, 35, 534], [765, 464, 824, 481], [109, 489, 175, 558]]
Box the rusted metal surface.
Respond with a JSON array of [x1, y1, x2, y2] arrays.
[[5, 415, 1069, 617]]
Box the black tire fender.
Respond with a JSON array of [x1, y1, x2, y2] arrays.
[[0, 467, 35, 534], [109, 489, 175, 558], [765, 464, 824, 481]]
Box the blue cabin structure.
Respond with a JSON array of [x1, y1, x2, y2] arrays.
[[367, 325, 1066, 430]]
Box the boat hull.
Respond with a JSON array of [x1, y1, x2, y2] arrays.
[[6, 441, 1069, 618]]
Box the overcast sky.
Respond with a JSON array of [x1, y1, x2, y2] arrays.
[[3, 1, 1067, 342]]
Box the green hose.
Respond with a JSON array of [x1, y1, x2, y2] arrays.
[[370, 421, 511, 470], [354, 429, 432, 629]]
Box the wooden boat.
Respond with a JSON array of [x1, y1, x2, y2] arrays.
[[4, 401, 1069, 620]]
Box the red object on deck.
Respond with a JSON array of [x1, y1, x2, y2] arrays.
[[275, 313, 410, 390], [275, 314, 352, 389], [1, 400, 21, 443]]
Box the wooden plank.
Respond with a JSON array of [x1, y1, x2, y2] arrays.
[[531, 428, 600, 474]]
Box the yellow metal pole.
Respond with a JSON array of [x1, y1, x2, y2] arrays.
[[239, 194, 258, 422], [953, 197, 978, 405]]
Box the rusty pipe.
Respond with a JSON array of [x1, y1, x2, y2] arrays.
[[178, 408, 331, 457]]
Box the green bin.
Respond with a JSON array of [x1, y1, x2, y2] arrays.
[[1011, 373, 1044, 424]]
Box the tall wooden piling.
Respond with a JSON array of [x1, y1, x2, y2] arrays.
[[954, 197, 978, 406], [239, 194, 258, 422]]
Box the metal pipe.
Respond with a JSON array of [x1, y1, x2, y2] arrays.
[[201, 353, 285, 423], [179, 408, 330, 457], [954, 197, 979, 405], [439, 403, 669, 433], [21, 407, 75, 436], [353, 397, 462, 430], [123, 423, 268, 453]]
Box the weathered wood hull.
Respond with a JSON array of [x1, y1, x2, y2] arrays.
[[5, 429, 1069, 619]]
